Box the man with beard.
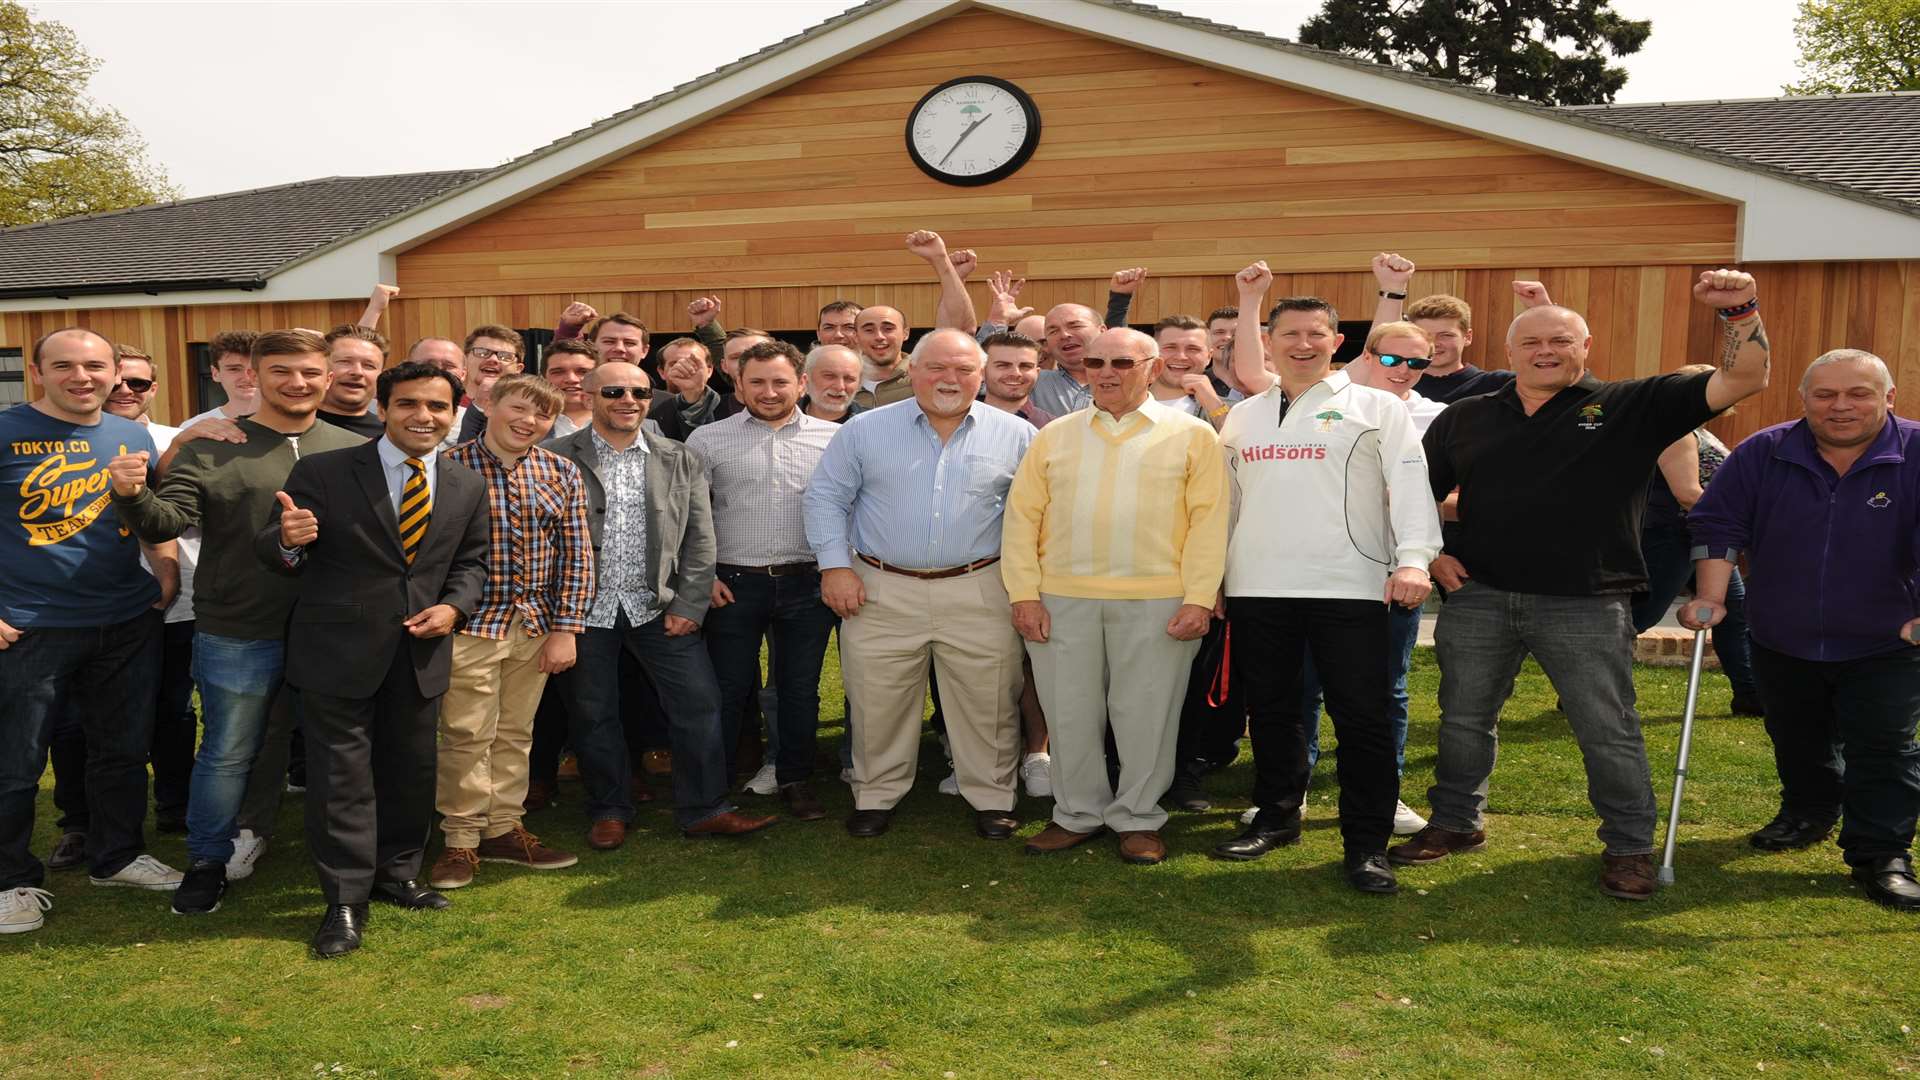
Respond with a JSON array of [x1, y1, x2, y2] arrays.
[[851, 304, 912, 408], [801, 345, 865, 424], [980, 332, 1053, 429], [316, 326, 390, 439]]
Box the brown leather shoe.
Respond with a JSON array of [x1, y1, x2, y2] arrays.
[[556, 754, 581, 782], [684, 810, 777, 838], [1387, 824, 1487, 866], [1118, 830, 1167, 865], [428, 846, 478, 890], [1024, 822, 1106, 855], [523, 778, 556, 812], [629, 774, 657, 804], [477, 826, 579, 870], [587, 819, 628, 850], [1599, 852, 1655, 901], [642, 749, 673, 778], [780, 782, 826, 822]]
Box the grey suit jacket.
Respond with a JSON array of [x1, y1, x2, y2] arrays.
[[543, 425, 716, 625]]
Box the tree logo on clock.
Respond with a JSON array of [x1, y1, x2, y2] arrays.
[[905, 75, 1042, 187]]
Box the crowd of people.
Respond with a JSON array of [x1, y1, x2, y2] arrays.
[[3, 230, 1916, 960]]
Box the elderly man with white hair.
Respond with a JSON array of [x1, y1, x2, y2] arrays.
[[1398, 268, 1774, 902], [803, 329, 1034, 840], [1684, 348, 1920, 910], [801, 344, 865, 424]]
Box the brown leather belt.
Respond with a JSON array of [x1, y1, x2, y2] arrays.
[[717, 561, 817, 577], [857, 553, 1000, 580]]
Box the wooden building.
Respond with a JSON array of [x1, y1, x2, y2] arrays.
[[3, 0, 1917, 443]]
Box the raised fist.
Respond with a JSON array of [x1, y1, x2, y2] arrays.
[[1692, 269, 1758, 310], [949, 248, 978, 280], [560, 301, 598, 327], [1110, 267, 1148, 295], [108, 446, 150, 497], [370, 283, 399, 304], [687, 295, 721, 328], [1236, 261, 1273, 297], [1511, 280, 1552, 308], [1371, 252, 1414, 291], [905, 230, 948, 261], [276, 490, 319, 549]]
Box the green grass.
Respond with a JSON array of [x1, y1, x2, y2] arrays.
[[4, 651, 1918, 1079]]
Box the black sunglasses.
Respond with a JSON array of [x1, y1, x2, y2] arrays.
[[597, 386, 650, 400], [1081, 355, 1154, 370], [1376, 354, 1432, 370], [115, 377, 155, 393]]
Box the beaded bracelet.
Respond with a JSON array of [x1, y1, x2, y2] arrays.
[[1716, 297, 1759, 320]]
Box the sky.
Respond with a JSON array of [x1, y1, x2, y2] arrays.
[[36, 0, 1807, 198]]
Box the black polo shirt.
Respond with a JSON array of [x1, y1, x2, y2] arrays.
[[1422, 370, 1717, 596], [1415, 364, 1515, 405], [318, 408, 387, 440]]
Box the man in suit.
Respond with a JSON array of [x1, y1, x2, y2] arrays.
[[545, 361, 776, 849], [257, 360, 489, 958]]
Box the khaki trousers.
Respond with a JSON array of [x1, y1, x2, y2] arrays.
[[436, 616, 550, 847], [840, 560, 1023, 812], [1026, 595, 1199, 833]]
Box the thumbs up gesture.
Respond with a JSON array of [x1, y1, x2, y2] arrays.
[[108, 445, 151, 497], [276, 490, 319, 548]]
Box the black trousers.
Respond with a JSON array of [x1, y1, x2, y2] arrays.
[[294, 645, 439, 905], [46, 619, 198, 828], [1752, 642, 1920, 866], [1228, 596, 1396, 854], [1176, 616, 1244, 769]]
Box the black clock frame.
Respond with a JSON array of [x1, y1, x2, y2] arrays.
[[904, 75, 1042, 187]]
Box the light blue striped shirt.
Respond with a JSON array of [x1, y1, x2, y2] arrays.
[[804, 398, 1033, 571]]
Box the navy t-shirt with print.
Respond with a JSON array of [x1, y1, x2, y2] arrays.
[[0, 404, 160, 627]]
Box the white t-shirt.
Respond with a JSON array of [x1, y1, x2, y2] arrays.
[[1405, 392, 1447, 434], [139, 422, 199, 624], [1219, 371, 1442, 602], [184, 404, 247, 428]]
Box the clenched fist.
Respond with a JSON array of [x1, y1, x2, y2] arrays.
[[1371, 252, 1414, 291], [276, 490, 318, 548], [1236, 261, 1273, 297], [687, 295, 721, 328], [1110, 266, 1149, 295], [905, 229, 949, 261], [1693, 268, 1758, 310]]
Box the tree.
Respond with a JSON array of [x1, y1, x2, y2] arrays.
[[1297, 0, 1652, 107], [1783, 0, 1920, 94], [0, 1, 177, 227]]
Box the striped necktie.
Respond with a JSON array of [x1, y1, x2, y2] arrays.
[[399, 457, 431, 564]]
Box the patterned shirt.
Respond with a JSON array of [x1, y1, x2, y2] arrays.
[[686, 409, 837, 565], [445, 440, 596, 639], [585, 429, 659, 629]]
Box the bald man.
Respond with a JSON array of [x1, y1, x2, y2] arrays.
[[1030, 303, 1102, 417]]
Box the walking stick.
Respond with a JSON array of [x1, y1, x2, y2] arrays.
[[1657, 607, 1713, 887]]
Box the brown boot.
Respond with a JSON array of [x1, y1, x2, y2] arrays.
[[1599, 852, 1655, 901], [1024, 823, 1106, 855], [428, 847, 478, 890], [587, 819, 628, 850], [476, 826, 578, 870], [1387, 824, 1487, 866], [642, 749, 673, 777]]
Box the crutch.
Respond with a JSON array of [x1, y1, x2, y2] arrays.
[[1657, 606, 1713, 887]]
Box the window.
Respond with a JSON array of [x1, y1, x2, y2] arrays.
[[188, 343, 225, 414], [0, 348, 24, 408]]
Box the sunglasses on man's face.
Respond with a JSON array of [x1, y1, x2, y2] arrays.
[[1080, 355, 1153, 371], [115, 377, 155, 393], [598, 386, 650, 400], [1376, 354, 1433, 370]]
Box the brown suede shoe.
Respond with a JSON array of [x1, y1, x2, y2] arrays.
[[780, 782, 826, 822], [642, 749, 673, 777], [1387, 824, 1487, 866], [428, 846, 478, 890], [587, 819, 628, 850], [684, 810, 778, 838], [1024, 823, 1106, 855], [477, 826, 579, 870], [1599, 852, 1656, 901], [1117, 831, 1167, 865], [523, 779, 556, 813]]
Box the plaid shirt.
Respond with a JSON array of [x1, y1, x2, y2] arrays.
[[445, 440, 596, 639]]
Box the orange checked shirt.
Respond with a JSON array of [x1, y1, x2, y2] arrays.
[[444, 440, 596, 639]]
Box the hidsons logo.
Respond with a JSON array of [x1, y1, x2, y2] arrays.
[[12, 439, 114, 546], [1240, 442, 1328, 463]]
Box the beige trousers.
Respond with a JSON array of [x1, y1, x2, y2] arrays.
[[436, 616, 550, 847], [840, 560, 1023, 812]]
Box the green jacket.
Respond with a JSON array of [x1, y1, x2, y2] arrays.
[[113, 417, 367, 639]]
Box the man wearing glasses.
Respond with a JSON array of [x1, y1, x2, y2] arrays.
[[1003, 328, 1228, 865], [454, 327, 525, 445]]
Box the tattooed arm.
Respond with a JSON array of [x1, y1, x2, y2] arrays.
[[1697, 268, 1769, 412]]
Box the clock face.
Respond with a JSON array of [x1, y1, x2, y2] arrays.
[[905, 76, 1041, 187]]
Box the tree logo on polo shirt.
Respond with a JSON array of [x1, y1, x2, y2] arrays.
[[1869, 491, 1892, 509], [1576, 404, 1605, 431], [1314, 408, 1343, 432]]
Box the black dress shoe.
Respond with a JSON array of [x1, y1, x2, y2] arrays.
[[1210, 810, 1302, 861], [370, 879, 450, 910], [973, 809, 1020, 840], [1344, 851, 1399, 895], [1749, 811, 1835, 851], [846, 808, 892, 838], [311, 903, 368, 958], [1164, 765, 1212, 813], [1728, 691, 1767, 717], [1852, 855, 1920, 911]]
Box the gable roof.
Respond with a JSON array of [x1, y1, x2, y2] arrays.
[[0, 170, 487, 300], [1564, 92, 1920, 205]]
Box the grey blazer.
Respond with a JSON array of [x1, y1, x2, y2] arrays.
[[543, 425, 716, 624]]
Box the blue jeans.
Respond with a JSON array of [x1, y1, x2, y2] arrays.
[[557, 610, 734, 829], [1633, 525, 1758, 696], [705, 569, 839, 786], [185, 634, 285, 862], [0, 610, 162, 887], [1428, 582, 1657, 854], [1304, 602, 1421, 776]]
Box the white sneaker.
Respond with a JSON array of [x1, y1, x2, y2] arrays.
[[89, 853, 183, 891], [938, 771, 960, 796], [1393, 800, 1429, 836], [227, 829, 265, 882], [742, 763, 778, 796], [1019, 753, 1053, 798], [0, 887, 53, 933]]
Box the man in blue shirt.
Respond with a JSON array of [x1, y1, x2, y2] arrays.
[[804, 329, 1034, 840], [1686, 348, 1920, 910], [0, 328, 183, 936]]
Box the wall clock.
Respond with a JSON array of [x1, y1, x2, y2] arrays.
[[905, 75, 1041, 186]]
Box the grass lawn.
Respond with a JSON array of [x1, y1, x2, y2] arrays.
[[4, 650, 1918, 1079]]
